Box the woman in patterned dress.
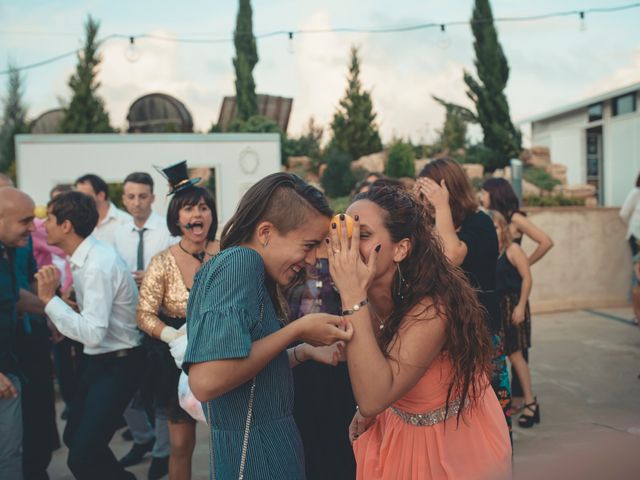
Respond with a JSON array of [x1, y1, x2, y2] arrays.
[[184, 173, 353, 479]]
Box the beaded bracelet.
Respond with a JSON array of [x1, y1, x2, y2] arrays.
[[341, 298, 369, 316]]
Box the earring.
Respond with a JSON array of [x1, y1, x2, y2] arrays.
[[395, 262, 410, 299]]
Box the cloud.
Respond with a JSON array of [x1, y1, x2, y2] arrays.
[[97, 30, 234, 132], [286, 10, 472, 144], [583, 48, 640, 97]]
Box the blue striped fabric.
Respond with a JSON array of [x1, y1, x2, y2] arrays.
[[185, 246, 305, 479]]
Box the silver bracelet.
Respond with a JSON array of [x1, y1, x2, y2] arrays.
[[342, 298, 369, 316]]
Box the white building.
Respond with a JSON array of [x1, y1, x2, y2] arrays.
[[15, 133, 282, 226], [524, 82, 639, 206]]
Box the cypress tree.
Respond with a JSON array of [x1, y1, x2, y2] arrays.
[[233, 0, 259, 121], [464, 0, 521, 169], [0, 64, 29, 175], [330, 46, 382, 161], [60, 15, 113, 133]]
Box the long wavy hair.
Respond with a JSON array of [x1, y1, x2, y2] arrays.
[[352, 186, 492, 419], [482, 177, 523, 222]]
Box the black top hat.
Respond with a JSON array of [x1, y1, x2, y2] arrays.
[[156, 161, 201, 195]]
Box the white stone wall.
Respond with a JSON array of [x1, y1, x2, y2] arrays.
[[15, 133, 282, 226]]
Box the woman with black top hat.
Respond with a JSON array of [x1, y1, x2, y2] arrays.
[[136, 161, 219, 480]]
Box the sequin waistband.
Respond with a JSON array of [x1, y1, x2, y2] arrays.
[[391, 398, 463, 426]]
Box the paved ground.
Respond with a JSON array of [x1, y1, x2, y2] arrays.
[[47, 307, 640, 479]]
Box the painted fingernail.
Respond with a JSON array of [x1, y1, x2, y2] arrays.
[[375, 244, 381, 252], [354, 215, 359, 221], [331, 223, 337, 229], [339, 214, 345, 221]]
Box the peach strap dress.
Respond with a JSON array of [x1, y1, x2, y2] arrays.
[[353, 355, 512, 480]]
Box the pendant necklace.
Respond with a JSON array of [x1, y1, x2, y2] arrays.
[[179, 240, 214, 264]]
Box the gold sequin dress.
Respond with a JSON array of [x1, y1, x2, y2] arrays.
[[137, 248, 193, 422]]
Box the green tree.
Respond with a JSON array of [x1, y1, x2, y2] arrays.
[[0, 64, 29, 175], [60, 15, 113, 133], [463, 0, 521, 169], [432, 96, 471, 153], [233, 0, 259, 121], [330, 46, 382, 161], [321, 148, 355, 198], [284, 117, 323, 170], [385, 140, 415, 179]]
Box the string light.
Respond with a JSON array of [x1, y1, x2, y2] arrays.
[[125, 36, 140, 62], [1, 1, 638, 74], [438, 24, 451, 50], [287, 32, 294, 54], [579, 11, 587, 32]]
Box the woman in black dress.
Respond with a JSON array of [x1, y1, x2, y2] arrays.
[[480, 178, 553, 409], [416, 159, 511, 437]]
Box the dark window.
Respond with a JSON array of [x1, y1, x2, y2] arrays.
[[587, 103, 603, 122], [612, 93, 636, 116]]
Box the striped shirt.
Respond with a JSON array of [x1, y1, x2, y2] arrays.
[[185, 246, 305, 479]]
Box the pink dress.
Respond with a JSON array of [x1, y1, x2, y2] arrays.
[[353, 355, 512, 479]]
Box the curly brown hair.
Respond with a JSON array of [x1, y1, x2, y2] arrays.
[[352, 186, 492, 420]]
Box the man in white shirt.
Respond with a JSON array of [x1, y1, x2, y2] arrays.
[[115, 172, 176, 286], [35, 191, 143, 480], [75, 174, 131, 246], [114, 172, 175, 478]]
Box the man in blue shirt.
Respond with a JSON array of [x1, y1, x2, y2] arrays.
[[0, 187, 46, 479]]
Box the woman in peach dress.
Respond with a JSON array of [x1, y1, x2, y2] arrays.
[[328, 186, 511, 479]]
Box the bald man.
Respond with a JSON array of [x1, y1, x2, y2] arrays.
[[0, 187, 46, 480], [0, 173, 14, 188]]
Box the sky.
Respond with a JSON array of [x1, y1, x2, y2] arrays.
[[1, 0, 639, 146]]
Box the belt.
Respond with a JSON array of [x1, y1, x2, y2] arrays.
[[91, 346, 142, 361], [391, 398, 463, 427]]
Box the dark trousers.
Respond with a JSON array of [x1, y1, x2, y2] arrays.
[[53, 338, 86, 408], [16, 320, 60, 480], [630, 236, 639, 257], [64, 347, 144, 480]]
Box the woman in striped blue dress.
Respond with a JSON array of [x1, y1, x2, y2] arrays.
[[184, 173, 353, 479]]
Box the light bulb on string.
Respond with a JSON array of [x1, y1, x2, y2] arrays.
[[438, 24, 451, 50], [125, 36, 141, 62], [287, 32, 294, 54], [579, 11, 587, 32]]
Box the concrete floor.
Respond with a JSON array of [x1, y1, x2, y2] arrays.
[[47, 307, 640, 479]]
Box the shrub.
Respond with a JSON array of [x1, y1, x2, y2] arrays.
[[321, 148, 355, 198], [385, 140, 416, 179], [329, 195, 351, 214], [523, 195, 585, 207], [523, 166, 561, 192]]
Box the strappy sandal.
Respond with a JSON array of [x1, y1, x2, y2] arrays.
[[518, 398, 540, 428]]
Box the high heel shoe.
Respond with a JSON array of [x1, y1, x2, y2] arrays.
[[518, 398, 540, 428]]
